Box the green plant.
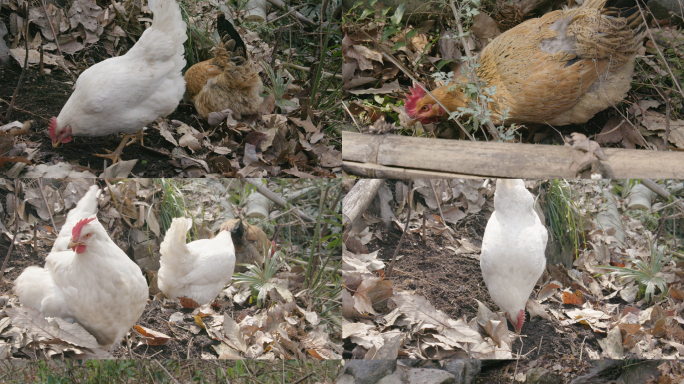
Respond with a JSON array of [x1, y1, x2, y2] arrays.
[[544, 179, 584, 257], [261, 62, 298, 110], [598, 242, 672, 303], [232, 248, 286, 307], [178, 0, 215, 70]]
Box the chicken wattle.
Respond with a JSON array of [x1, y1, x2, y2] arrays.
[[158, 217, 237, 304], [15, 186, 148, 348], [49, 0, 187, 163], [480, 179, 548, 333]]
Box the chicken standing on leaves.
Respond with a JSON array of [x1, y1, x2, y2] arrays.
[[406, 0, 645, 127], [157, 217, 240, 304], [480, 180, 548, 333], [49, 0, 187, 163], [15, 185, 148, 348]]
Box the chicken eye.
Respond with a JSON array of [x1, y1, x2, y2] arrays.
[[421, 105, 429, 111], [83, 233, 91, 238]]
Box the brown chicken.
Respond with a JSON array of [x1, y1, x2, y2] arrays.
[[184, 38, 264, 120], [406, 0, 645, 127], [220, 219, 270, 272]]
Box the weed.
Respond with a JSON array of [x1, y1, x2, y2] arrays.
[[598, 241, 672, 303], [543, 180, 585, 258]]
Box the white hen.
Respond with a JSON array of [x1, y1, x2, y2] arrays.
[[158, 217, 237, 304], [49, 0, 187, 162], [480, 179, 548, 333], [15, 187, 148, 348]]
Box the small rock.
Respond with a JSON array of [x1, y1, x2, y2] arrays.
[[136, 256, 160, 271], [526, 367, 562, 384], [442, 360, 481, 384], [129, 229, 149, 244], [400, 365, 456, 384], [340, 360, 397, 384], [132, 240, 159, 261]]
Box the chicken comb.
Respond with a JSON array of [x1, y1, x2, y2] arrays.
[[517, 309, 525, 331], [48, 117, 57, 142], [404, 84, 426, 118], [72, 217, 96, 240]]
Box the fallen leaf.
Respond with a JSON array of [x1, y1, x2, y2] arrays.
[[562, 291, 583, 306], [134, 325, 171, 345]]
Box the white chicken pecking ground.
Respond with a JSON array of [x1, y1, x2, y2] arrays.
[[480, 179, 548, 334], [48, 0, 187, 163], [157, 217, 237, 305], [14, 185, 149, 349]]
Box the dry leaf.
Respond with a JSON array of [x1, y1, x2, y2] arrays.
[[134, 325, 171, 345]]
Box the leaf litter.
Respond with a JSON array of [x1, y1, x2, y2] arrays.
[[0, 178, 341, 359], [343, 178, 684, 360]]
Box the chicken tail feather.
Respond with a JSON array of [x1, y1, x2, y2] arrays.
[[150, 0, 187, 73], [52, 185, 101, 253]]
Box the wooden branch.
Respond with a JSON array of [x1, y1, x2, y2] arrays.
[[266, 0, 315, 26], [342, 132, 684, 179], [244, 179, 315, 223], [342, 179, 384, 226]]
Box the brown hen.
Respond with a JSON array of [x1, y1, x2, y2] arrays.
[[219, 219, 270, 272], [406, 0, 645, 127], [184, 39, 264, 120]]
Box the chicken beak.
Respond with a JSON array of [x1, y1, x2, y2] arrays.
[[407, 118, 418, 128], [67, 239, 80, 250], [52, 138, 62, 148]]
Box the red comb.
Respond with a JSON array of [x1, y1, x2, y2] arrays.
[[49, 117, 57, 142], [72, 217, 96, 240], [517, 309, 525, 332], [404, 83, 426, 117]]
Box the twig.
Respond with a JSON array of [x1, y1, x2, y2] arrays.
[[283, 255, 341, 274], [40, 0, 64, 59], [537, 335, 543, 356], [266, 5, 300, 25], [154, 360, 181, 384], [341, 101, 362, 132], [0, 180, 20, 282], [39, 45, 44, 76], [285, 63, 343, 79], [293, 372, 315, 384], [187, 336, 192, 359], [428, 180, 448, 229], [244, 179, 315, 223], [579, 336, 587, 362], [448, 0, 500, 140], [38, 179, 56, 230], [636, 3, 684, 99], [5, 4, 30, 122], [387, 180, 413, 277], [664, 97, 671, 151], [266, 0, 315, 26], [126, 333, 133, 359], [305, 187, 327, 288]]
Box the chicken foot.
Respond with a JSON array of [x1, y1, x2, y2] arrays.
[[94, 129, 144, 164]]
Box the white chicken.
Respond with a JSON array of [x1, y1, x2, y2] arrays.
[[15, 185, 148, 348], [158, 217, 237, 304], [480, 179, 548, 333], [49, 0, 187, 163]]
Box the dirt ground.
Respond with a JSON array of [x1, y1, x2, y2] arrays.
[[369, 218, 601, 359]]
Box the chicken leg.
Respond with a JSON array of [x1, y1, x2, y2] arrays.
[[94, 129, 144, 164]]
